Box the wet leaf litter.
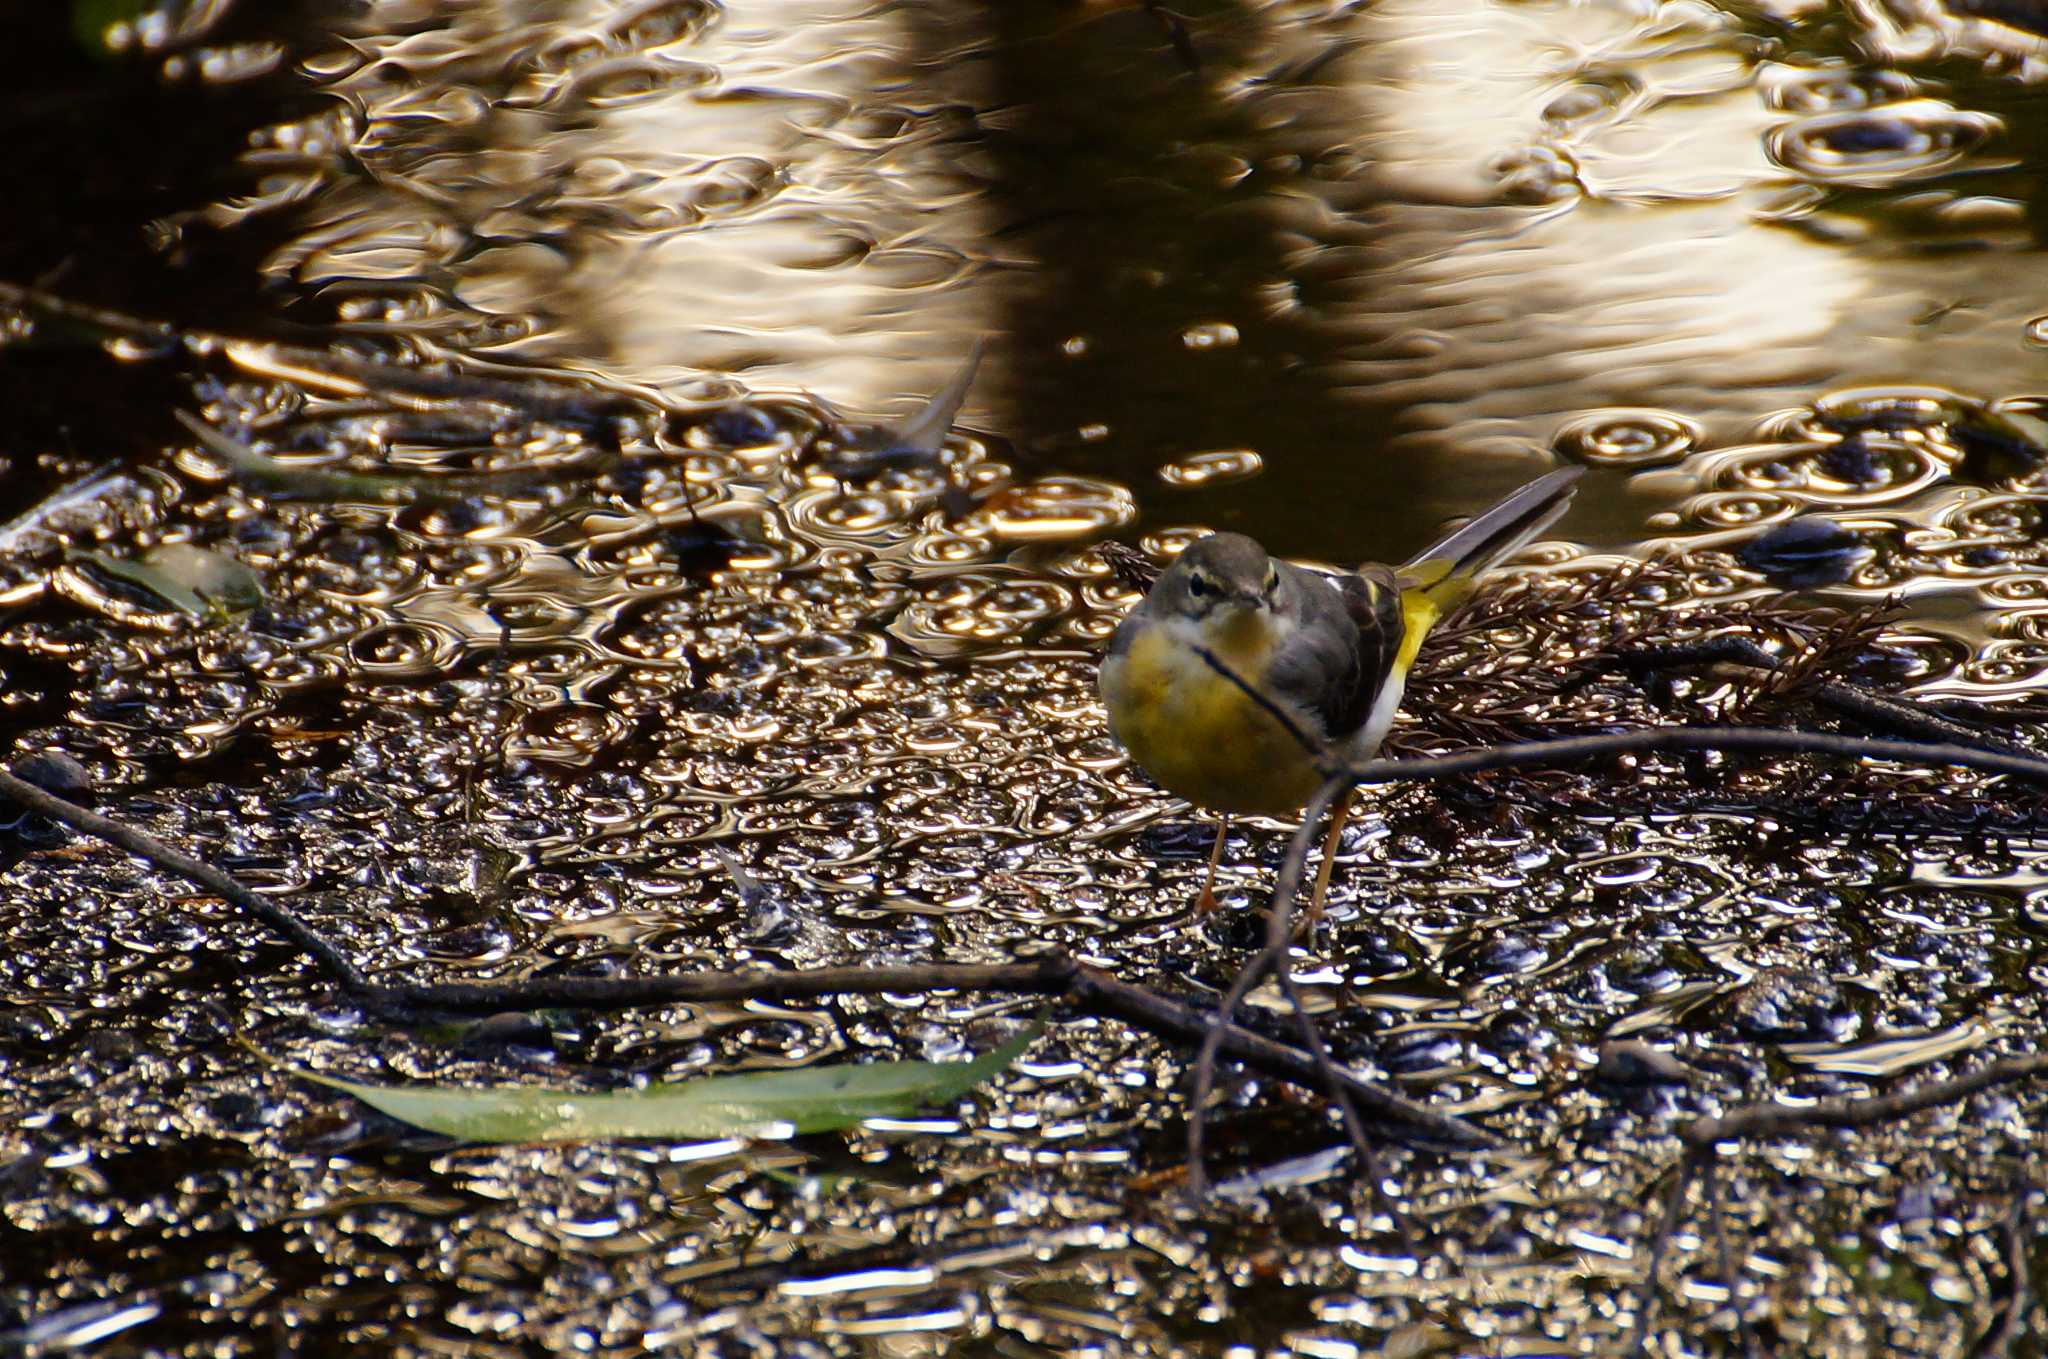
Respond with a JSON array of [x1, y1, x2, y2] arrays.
[[5, 0, 2048, 1355]]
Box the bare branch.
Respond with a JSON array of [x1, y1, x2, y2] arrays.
[[1185, 777, 1338, 1189], [1970, 1187, 2039, 1359], [1346, 725, 2048, 789], [0, 766, 367, 989], [0, 762, 1493, 1150], [1679, 1054, 2048, 1148], [1626, 1155, 1702, 1359]]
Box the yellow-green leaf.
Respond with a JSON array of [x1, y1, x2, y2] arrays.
[[289, 1023, 1041, 1143]]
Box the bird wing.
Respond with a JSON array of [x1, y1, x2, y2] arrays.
[[1262, 561, 1403, 743]]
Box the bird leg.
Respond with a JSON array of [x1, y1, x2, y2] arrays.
[[1193, 814, 1231, 915], [1305, 788, 1357, 925]]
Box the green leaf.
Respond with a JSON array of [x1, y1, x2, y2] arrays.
[[289, 1023, 1042, 1143], [74, 543, 263, 619], [174, 410, 549, 506]]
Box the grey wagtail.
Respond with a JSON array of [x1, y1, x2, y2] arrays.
[[1098, 466, 1583, 917]]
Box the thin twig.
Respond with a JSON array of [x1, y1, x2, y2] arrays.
[[1191, 634, 2048, 790], [372, 961, 1075, 1015], [1970, 1187, 2038, 1359], [1626, 1154, 1700, 1359], [1185, 776, 1343, 1192], [1648, 1059, 2048, 1355], [1702, 1158, 1757, 1359], [0, 767, 366, 988], [1598, 635, 2043, 759], [1070, 966, 1493, 1147], [1192, 644, 1338, 773], [1678, 1054, 2048, 1147], [376, 963, 1490, 1144], [0, 763, 1494, 1149], [1275, 966, 1419, 1253], [1346, 726, 2048, 788]]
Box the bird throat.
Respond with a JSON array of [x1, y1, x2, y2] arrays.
[[1201, 604, 1281, 678]]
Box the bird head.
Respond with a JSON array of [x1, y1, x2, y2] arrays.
[[1154, 533, 1282, 622]]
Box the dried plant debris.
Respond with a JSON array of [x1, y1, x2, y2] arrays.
[[1404, 563, 2048, 828], [1096, 543, 2048, 827]]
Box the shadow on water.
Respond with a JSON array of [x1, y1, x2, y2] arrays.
[[916, 1, 1438, 555]]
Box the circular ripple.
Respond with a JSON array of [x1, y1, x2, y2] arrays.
[[346, 621, 463, 677], [1768, 101, 1998, 188], [1767, 68, 1918, 114], [1766, 386, 1969, 444], [1703, 434, 1950, 503], [512, 704, 632, 765], [1686, 490, 1796, 530], [1554, 409, 1702, 469], [960, 477, 1135, 543]]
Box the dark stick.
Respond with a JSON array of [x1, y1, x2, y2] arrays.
[[375, 963, 1490, 1145], [1654, 1058, 2048, 1357], [1194, 637, 2048, 788], [1678, 1054, 2048, 1147], [1069, 967, 1493, 1148], [1193, 644, 1338, 772], [1597, 636, 2043, 762], [0, 767, 367, 988], [1702, 1158, 1757, 1359], [1276, 966, 1420, 1253], [1811, 682, 2042, 761], [369, 960, 1076, 1015], [0, 762, 1492, 1148], [1346, 725, 2048, 788], [1626, 1155, 1699, 1359], [1969, 1187, 2037, 1359], [1185, 776, 1344, 1191]]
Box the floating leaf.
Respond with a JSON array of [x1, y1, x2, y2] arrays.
[[174, 410, 548, 505], [828, 337, 985, 477], [73, 542, 261, 619], [289, 1023, 1041, 1143], [1736, 517, 1872, 589]]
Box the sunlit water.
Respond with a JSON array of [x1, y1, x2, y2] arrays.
[[2, 0, 2047, 1354]]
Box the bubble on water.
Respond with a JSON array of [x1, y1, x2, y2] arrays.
[[1554, 409, 1702, 469], [1179, 322, 1239, 351], [1736, 517, 1874, 589], [1686, 490, 1795, 530], [1766, 67, 1919, 114], [1542, 75, 1638, 129], [958, 477, 1134, 543], [1156, 449, 1263, 488], [1702, 434, 1951, 502]]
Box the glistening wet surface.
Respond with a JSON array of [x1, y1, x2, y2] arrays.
[[1, 0, 2047, 1354]]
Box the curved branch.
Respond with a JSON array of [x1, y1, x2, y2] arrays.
[[0, 766, 366, 988], [1344, 725, 2048, 788]]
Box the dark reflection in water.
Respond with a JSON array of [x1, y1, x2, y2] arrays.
[[3, 0, 2048, 1355], [221, 0, 2048, 566]]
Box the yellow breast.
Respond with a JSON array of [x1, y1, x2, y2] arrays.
[[1099, 614, 1325, 816]]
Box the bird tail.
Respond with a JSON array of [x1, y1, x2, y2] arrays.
[[1399, 466, 1583, 609], [1390, 466, 1583, 670]]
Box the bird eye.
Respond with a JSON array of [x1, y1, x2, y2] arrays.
[[1187, 575, 1210, 599]]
